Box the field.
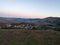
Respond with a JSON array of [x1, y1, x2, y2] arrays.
[[0, 29, 60, 45]]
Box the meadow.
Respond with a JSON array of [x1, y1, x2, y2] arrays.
[[0, 29, 60, 45]]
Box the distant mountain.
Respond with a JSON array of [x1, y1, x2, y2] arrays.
[[0, 17, 41, 23], [0, 17, 60, 24]]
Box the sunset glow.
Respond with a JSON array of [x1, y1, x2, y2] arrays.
[[0, 0, 60, 18]]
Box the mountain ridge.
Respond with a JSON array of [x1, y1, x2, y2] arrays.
[[0, 17, 60, 23]]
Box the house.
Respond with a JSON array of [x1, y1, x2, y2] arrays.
[[5, 24, 12, 27]]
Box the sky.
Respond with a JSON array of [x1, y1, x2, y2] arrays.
[[0, 0, 60, 18]]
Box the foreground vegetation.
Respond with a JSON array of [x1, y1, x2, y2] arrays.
[[0, 29, 60, 45]]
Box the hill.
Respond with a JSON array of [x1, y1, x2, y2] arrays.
[[0, 17, 60, 31], [37, 17, 60, 26]]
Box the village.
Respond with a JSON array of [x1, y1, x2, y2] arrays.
[[0, 23, 36, 30]]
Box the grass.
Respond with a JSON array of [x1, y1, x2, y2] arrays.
[[0, 29, 60, 45]]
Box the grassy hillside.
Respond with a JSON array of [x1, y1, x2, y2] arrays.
[[0, 29, 60, 45]]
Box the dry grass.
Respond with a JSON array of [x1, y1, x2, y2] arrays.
[[0, 29, 60, 45]]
